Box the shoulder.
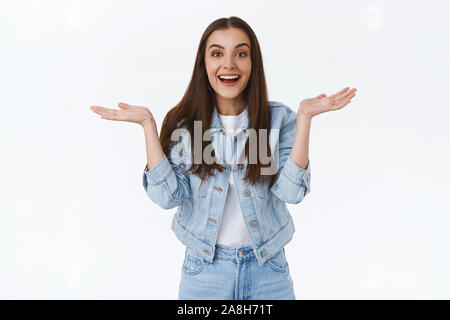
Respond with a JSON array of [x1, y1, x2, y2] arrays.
[[268, 100, 297, 128]]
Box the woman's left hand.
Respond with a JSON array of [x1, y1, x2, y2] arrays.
[[298, 87, 357, 120]]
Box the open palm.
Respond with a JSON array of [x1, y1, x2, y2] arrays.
[[299, 87, 357, 119], [90, 102, 154, 126]]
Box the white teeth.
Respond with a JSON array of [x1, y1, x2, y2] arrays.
[[219, 75, 240, 80]]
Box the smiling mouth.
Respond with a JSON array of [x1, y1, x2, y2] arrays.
[[217, 75, 241, 85]]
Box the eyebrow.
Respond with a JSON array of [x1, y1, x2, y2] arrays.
[[208, 43, 250, 50]]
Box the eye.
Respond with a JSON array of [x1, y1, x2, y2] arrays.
[[211, 51, 248, 57]]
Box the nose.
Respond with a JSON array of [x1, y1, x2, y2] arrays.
[[223, 54, 236, 70]]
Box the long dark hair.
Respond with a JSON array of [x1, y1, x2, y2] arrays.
[[159, 16, 276, 188]]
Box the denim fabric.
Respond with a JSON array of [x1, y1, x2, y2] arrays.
[[179, 245, 295, 300], [143, 101, 311, 266]]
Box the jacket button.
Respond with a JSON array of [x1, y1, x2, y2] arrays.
[[239, 251, 245, 258], [208, 218, 217, 224], [251, 220, 258, 228], [243, 190, 250, 197], [261, 251, 266, 258], [203, 249, 211, 255]]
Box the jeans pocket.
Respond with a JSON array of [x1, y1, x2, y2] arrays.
[[182, 249, 205, 275], [267, 248, 288, 273]]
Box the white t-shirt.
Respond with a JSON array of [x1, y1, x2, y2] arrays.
[[216, 107, 252, 248]]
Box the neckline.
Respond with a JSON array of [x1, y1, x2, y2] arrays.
[[218, 106, 247, 118]]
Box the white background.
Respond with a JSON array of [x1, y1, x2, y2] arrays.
[[1, 0, 449, 299]]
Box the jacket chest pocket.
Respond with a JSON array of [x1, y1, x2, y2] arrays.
[[190, 174, 210, 198]]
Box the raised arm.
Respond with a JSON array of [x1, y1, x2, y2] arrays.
[[270, 87, 357, 204], [90, 102, 164, 170], [291, 87, 357, 169], [142, 118, 165, 172], [90, 102, 191, 209]]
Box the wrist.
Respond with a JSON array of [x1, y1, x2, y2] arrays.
[[141, 116, 155, 128], [142, 118, 158, 134], [297, 111, 312, 123]]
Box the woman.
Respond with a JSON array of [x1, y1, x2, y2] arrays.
[[90, 16, 356, 300]]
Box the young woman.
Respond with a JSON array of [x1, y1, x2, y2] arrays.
[[90, 16, 356, 300]]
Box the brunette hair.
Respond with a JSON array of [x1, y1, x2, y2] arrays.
[[159, 16, 276, 188]]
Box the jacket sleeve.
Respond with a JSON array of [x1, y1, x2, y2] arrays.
[[269, 107, 311, 204], [142, 139, 192, 209]]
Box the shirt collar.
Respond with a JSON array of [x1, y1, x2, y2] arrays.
[[210, 104, 250, 134]]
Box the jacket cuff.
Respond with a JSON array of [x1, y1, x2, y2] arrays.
[[282, 155, 311, 186], [143, 155, 172, 186]]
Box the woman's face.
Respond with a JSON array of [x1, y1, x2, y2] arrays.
[[205, 28, 252, 102]]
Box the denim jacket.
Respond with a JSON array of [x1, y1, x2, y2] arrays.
[[142, 101, 311, 266]]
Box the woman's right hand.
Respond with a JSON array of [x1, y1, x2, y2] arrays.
[[90, 102, 155, 128]]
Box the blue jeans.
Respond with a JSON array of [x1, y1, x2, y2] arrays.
[[178, 245, 296, 300]]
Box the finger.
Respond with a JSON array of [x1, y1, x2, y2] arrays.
[[118, 102, 131, 109], [335, 88, 357, 102], [334, 93, 356, 109], [335, 87, 355, 100], [315, 93, 327, 99], [91, 106, 120, 120], [91, 106, 111, 113], [91, 106, 114, 118], [329, 87, 350, 98], [336, 100, 351, 110], [335, 88, 356, 103]]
